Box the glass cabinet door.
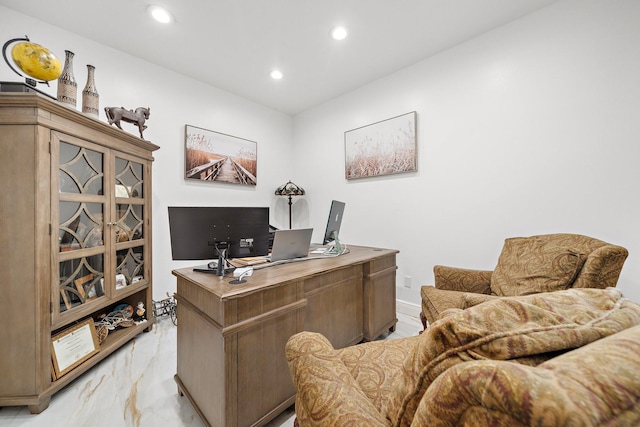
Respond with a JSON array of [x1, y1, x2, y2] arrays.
[[53, 133, 149, 322], [113, 156, 146, 289], [57, 139, 106, 315]]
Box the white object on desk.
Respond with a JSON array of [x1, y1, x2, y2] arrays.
[[233, 267, 254, 278]]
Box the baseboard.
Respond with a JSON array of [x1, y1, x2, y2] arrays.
[[396, 299, 421, 318]]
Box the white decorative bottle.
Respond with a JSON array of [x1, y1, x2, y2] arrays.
[[56, 50, 77, 107], [82, 64, 99, 118]]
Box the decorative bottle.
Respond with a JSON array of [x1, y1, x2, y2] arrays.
[[82, 64, 99, 118], [57, 50, 77, 107]]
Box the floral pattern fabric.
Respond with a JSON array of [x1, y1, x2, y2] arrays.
[[287, 288, 640, 427], [421, 234, 628, 326], [415, 324, 640, 426]]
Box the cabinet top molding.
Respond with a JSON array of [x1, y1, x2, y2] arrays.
[[0, 93, 160, 153]]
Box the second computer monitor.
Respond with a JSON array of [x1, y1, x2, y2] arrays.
[[322, 200, 346, 245]]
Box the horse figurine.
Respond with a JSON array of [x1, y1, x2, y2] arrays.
[[104, 106, 151, 139]]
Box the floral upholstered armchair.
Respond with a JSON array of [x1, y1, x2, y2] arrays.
[[420, 233, 628, 327], [286, 288, 640, 426]]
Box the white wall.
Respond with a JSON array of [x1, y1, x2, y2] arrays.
[[0, 7, 294, 298], [293, 0, 640, 304], [2, 0, 639, 306]]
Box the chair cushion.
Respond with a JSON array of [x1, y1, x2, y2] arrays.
[[490, 236, 587, 296], [415, 323, 640, 426], [384, 287, 640, 427]]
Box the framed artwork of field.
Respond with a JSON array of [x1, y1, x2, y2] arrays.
[[344, 111, 417, 180], [184, 125, 258, 185]]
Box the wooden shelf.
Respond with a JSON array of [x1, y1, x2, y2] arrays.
[[52, 282, 150, 331], [48, 318, 155, 396]]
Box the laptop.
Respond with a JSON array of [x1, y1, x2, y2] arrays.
[[267, 228, 313, 262]]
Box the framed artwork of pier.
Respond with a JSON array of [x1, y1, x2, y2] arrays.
[[184, 124, 258, 186]]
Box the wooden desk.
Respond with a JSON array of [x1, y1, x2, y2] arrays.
[[172, 245, 398, 427]]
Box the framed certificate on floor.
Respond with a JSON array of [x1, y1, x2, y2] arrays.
[[51, 318, 100, 379]]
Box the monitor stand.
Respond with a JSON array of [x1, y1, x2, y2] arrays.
[[216, 247, 227, 276], [325, 231, 344, 255], [193, 261, 235, 275], [193, 242, 235, 275]]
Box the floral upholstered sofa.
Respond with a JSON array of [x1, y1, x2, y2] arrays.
[[420, 234, 628, 327], [286, 288, 640, 426]]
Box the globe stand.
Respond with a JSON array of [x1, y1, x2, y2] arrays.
[[0, 81, 56, 100]]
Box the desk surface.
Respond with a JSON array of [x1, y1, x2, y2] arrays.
[[172, 244, 398, 300]]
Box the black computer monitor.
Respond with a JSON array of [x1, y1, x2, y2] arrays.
[[322, 200, 346, 245], [167, 206, 270, 261]]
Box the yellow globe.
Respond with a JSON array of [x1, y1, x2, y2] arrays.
[[11, 41, 62, 81]]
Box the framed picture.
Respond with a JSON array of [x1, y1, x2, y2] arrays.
[[344, 111, 417, 179], [51, 318, 100, 379], [184, 125, 257, 185], [74, 273, 95, 301], [115, 274, 127, 290]]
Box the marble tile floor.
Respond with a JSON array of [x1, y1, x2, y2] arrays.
[[0, 312, 423, 427]]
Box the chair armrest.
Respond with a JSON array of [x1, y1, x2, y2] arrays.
[[573, 244, 629, 289], [433, 265, 493, 294], [286, 332, 390, 427]]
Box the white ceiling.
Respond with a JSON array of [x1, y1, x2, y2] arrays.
[[0, 0, 559, 115]]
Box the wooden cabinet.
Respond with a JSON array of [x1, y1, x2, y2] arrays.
[[0, 93, 159, 413], [173, 245, 398, 427]]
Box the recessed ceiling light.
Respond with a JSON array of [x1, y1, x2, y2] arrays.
[[270, 70, 283, 80], [147, 5, 174, 24], [331, 26, 348, 41]]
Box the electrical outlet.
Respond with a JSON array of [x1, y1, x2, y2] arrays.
[[404, 276, 412, 288]]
